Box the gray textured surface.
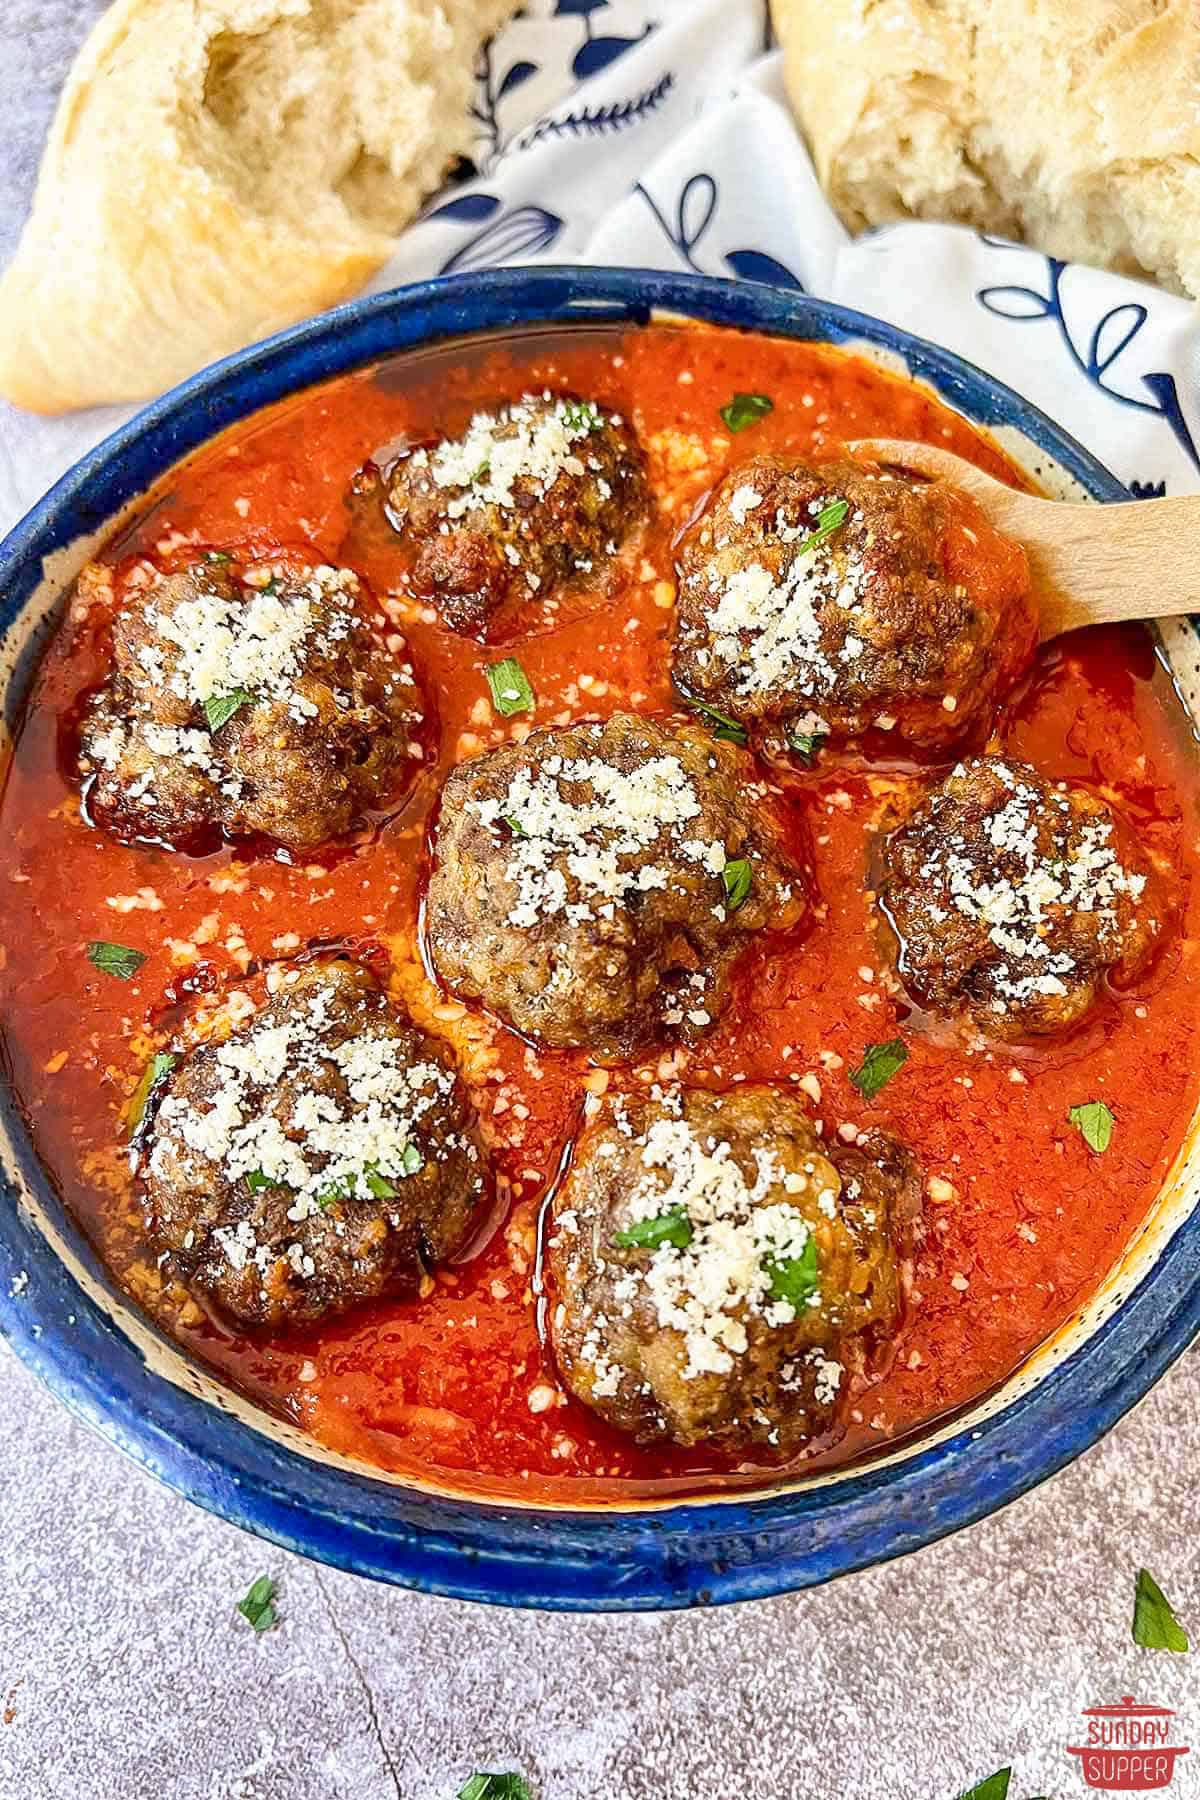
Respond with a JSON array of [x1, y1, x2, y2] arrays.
[[1, 8, 1198, 1799]]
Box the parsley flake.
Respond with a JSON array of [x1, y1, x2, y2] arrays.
[[486, 658, 534, 718], [503, 814, 528, 838], [204, 549, 233, 565], [86, 940, 146, 981], [243, 1169, 282, 1195], [236, 1574, 278, 1634], [203, 688, 255, 733], [1068, 1100, 1114, 1155], [721, 858, 753, 912], [125, 1052, 177, 1140], [458, 1777, 532, 1800], [764, 1234, 819, 1310], [613, 1206, 694, 1251], [958, 1772, 1011, 1800], [786, 726, 827, 764], [561, 399, 603, 434], [796, 497, 850, 558], [685, 697, 748, 747], [850, 1038, 908, 1100], [1133, 1567, 1190, 1652], [365, 1166, 398, 1201], [719, 392, 774, 434]]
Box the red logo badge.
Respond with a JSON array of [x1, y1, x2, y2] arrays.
[[1067, 1697, 1190, 1791]]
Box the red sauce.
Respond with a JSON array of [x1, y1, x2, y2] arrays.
[[2, 321, 1198, 1504]]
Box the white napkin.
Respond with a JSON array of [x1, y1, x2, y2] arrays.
[[3, 0, 1199, 536]]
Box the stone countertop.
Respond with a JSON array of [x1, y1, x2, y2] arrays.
[[1, 8, 1197, 1798]]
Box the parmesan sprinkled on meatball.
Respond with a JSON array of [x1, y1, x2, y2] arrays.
[[546, 1086, 915, 1452], [673, 456, 1035, 753], [144, 960, 484, 1328], [425, 713, 807, 1058], [384, 391, 648, 634], [78, 558, 424, 852], [880, 755, 1166, 1036]]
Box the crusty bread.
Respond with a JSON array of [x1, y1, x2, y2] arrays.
[[771, 0, 1200, 299], [0, 0, 518, 413]]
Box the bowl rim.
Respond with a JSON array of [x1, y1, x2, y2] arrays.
[[2, 263, 1193, 1614]]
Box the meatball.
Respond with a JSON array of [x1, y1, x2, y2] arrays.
[[426, 713, 807, 1059], [879, 755, 1166, 1036], [144, 959, 484, 1329], [546, 1087, 915, 1452], [384, 392, 648, 633], [78, 558, 424, 851], [673, 456, 1035, 753]]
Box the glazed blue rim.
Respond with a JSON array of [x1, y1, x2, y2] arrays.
[[0, 265, 1192, 1613]]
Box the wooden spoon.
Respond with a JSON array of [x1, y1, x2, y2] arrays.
[[850, 437, 1197, 642]]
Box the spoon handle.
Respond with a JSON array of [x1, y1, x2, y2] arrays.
[[851, 437, 1200, 641], [1019, 494, 1200, 639]]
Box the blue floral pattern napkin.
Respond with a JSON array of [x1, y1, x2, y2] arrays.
[[2, 0, 1198, 531]]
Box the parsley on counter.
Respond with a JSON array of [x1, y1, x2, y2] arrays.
[[236, 1575, 278, 1634], [1133, 1566, 1190, 1652], [458, 1777, 531, 1800], [957, 1772, 1011, 1800], [850, 1038, 908, 1100]]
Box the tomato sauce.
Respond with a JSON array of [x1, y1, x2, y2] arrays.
[[2, 322, 1198, 1504]]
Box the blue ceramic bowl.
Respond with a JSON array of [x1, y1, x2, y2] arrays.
[[1, 267, 1197, 1612]]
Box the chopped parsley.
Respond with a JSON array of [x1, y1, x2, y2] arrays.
[[719, 392, 774, 434], [1133, 1567, 1190, 1652], [236, 1574, 278, 1634], [685, 697, 748, 747], [503, 814, 528, 838], [243, 1169, 282, 1194], [561, 399, 603, 434], [458, 1777, 531, 1800], [721, 858, 753, 912], [796, 497, 850, 558], [125, 1051, 177, 1139], [486, 658, 535, 718], [204, 549, 232, 565], [613, 1205, 694, 1251], [958, 1772, 1011, 1800], [203, 688, 255, 733], [1068, 1100, 1114, 1155], [764, 1234, 820, 1310], [86, 940, 146, 981], [850, 1038, 908, 1100], [786, 726, 827, 764], [365, 1166, 399, 1200]]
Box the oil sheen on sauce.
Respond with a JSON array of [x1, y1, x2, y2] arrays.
[[1, 322, 1198, 1503]]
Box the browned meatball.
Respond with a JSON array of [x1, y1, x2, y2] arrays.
[[546, 1087, 915, 1452], [384, 392, 648, 634], [144, 959, 484, 1329], [78, 558, 424, 851], [425, 713, 807, 1059], [879, 755, 1166, 1036], [673, 456, 1036, 754]]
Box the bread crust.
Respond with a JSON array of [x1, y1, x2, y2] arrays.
[[0, 0, 518, 413], [772, 0, 1200, 298]]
